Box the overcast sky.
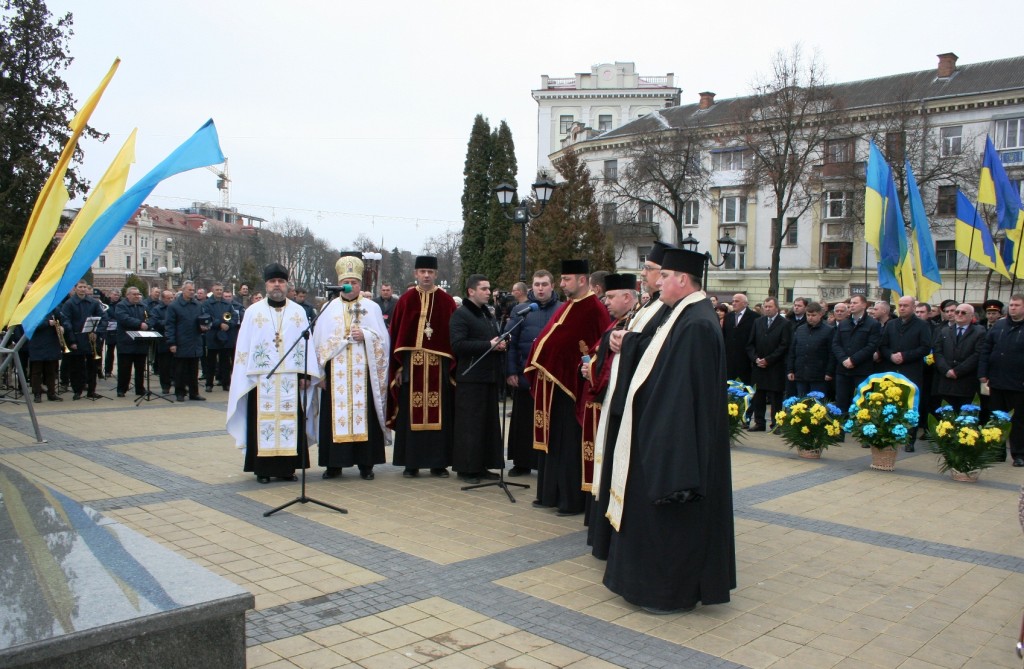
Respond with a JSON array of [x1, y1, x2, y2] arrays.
[[48, 0, 1020, 254]]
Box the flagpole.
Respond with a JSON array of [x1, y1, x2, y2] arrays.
[[963, 204, 983, 303]]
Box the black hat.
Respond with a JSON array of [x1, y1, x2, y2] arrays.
[[647, 241, 675, 267], [939, 299, 958, 310], [415, 256, 438, 270], [604, 273, 637, 291], [560, 259, 589, 275], [983, 299, 1004, 312], [661, 249, 705, 277], [263, 262, 289, 281]]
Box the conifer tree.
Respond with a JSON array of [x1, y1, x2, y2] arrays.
[[459, 114, 493, 291], [485, 121, 517, 290]]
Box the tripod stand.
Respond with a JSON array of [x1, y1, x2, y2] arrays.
[[131, 332, 173, 405], [263, 298, 346, 518]]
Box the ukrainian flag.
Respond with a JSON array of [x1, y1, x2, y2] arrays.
[[905, 162, 941, 303], [955, 190, 1010, 278], [878, 167, 914, 296], [979, 136, 1024, 277], [864, 140, 888, 253]]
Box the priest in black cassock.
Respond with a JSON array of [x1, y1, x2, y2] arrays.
[[603, 248, 736, 614]]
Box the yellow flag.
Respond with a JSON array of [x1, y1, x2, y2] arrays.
[[0, 58, 120, 327], [11, 130, 137, 326]]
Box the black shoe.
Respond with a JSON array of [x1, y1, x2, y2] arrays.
[[532, 500, 553, 509], [176, 395, 186, 402], [135, 392, 145, 397], [322, 468, 341, 479], [257, 476, 271, 484], [458, 474, 480, 484], [508, 467, 530, 477], [555, 509, 583, 517], [33, 394, 42, 403], [161, 387, 171, 394], [205, 385, 214, 392], [430, 468, 449, 478], [47, 394, 62, 402], [403, 469, 418, 478], [189, 395, 207, 401], [116, 392, 126, 398], [748, 425, 766, 432], [481, 471, 500, 480], [72, 392, 82, 400], [904, 443, 915, 453], [279, 474, 298, 482], [86, 392, 101, 399], [360, 470, 374, 480], [1013, 458, 1024, 467]]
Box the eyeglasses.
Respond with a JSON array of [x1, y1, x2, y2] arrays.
[[954, 310, 970, 315]]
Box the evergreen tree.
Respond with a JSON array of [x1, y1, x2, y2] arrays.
[[527, 149, 614, 280], [459, 114, 493, 291], [0, 0, 104, 276], [485, 121, 517, 290], [385, 246, 407, 288]]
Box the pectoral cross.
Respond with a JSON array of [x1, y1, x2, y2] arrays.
[[424, 322, 434, 340], [348, 302, 368, 340], [274, 331, 283, 351]]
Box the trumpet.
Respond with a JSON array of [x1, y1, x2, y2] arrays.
[[222, 311, 232, 323], [90, 335, 101, 361], [53, 313, 70, 354]]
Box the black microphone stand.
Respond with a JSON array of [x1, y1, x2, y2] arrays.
[[264, 294, 347, 517], [461, 313, 530, 503]]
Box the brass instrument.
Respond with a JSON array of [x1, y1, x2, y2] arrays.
[[222, 311, 232, 323], [53, 313, 70, 354], [90, 335, 101, 361]]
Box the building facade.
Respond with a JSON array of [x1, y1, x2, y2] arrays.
[[549, 53, 1024, 306]]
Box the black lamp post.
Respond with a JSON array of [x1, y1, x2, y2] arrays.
[[680, 232, 737, 288], [494, 179, 556, 281]]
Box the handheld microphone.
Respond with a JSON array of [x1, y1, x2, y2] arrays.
[[323, 284, 354, 294], [581, 355, 591, 364], [514, 302, 539, 316]]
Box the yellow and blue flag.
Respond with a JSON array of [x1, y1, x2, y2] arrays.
[[18, 120, 224, 339], [878, 167, 914, 296], [978, 136, 1024, 277], [864, 140, 888, 253], [955, 190, 1010, 278], [905, 161, 941, 303]]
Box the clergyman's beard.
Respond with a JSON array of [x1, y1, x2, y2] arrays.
[[268, 288, 286, 302]]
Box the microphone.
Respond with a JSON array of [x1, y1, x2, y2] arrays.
[[323, 284, 354, 294], [513, 302, 539, 316]]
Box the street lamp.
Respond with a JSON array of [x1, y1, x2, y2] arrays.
[[494, 178, 557, 281], [679, 233, 737, 288]]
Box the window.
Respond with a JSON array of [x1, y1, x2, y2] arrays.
[[936, 185, 958, 215], [712, 149, 751, 171], [638, 204, 655, 224], [125, 255, 132, 269], [602, 202, 617, 226], [603, 159, 618, 180], [940, 126, 962, 157], [123, 234, 129, 245], [823, 191, 851, 219], [996, 118, 1024, 149], [825, 138, 853, 164], [682, 201, 699, 227], [784, 287, 795, 303], [885, 132, 906, 163], [598, 114, 613, 132], [98, 255, 106, 269], [821, 242, 853, 269], [771, 217, 799, 246], [559, 115, 574, 134], [936, 240, 957, 269], [720, 196, 747, 224], [637, 246, 651, 268], [724, 244, 746, 270], [142, 256, 148, 270]]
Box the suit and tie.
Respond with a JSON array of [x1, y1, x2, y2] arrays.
[[723, 308, 756, 383], [746, 314, 793, 429]]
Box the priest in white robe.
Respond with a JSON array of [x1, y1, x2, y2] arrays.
[[313, 253, 390, 480], [227, 262, 320, 484]]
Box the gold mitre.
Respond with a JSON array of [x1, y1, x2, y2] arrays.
[[335, 253, 363, 282]]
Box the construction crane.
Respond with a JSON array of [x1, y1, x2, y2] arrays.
[[205, 158, 230, 210]]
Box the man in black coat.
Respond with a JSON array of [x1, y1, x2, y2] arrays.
[[165, 280, 210, 402], [202, 282, 239, 392], [151, 290, 176, 395], [746, 297, 792, 431], [879, 296, 934, 450], [832, 294, 882, 416], [60, 280, 108, 400], [374, 282, 399, 330], [112, 287, 152, 398], [979, 294, 1024, 466], [450, 274, 507, 484], [723, 293, 755, 384], [933, 303, 984, 410], [786, 301, 835, 397]]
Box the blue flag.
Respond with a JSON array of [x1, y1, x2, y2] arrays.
[[22, 120, 224, 338], [877, 167, 912, 295], [905, 161, 941, 302]]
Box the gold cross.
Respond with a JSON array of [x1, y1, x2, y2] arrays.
[[424, 322, 434, 340]]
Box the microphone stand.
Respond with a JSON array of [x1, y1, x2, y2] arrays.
[[263, 294, 347, 517], [461, 313, 530, 503]]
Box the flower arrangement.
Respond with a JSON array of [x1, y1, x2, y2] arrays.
[[726, 380, 753, 444], [774, 392, 844, 453], [928, 404, 1010, 476], [843, 374, 919, 450]]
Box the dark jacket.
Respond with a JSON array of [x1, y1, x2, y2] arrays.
[[450, 299, 502, 384], [879, 315, 933, 389], [165, 294, 206, 358], [723, 307, 756, 382], [787, 321, 836, 382], [60, 294, 108, 355], [505, 292, 562, 389], [832, 313, 882, 377], [151, 302, 173, 353], [933, 323, 984, 398], [113, 300, 152, 355], [978, 317, 1024, 390], [27, 312, 65, 362], [746, 315, 792, 392], [375, 295, 398, 329], [202, 297, 241, 349]]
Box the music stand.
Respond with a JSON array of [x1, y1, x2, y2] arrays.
[[129, 331, 173, 405], [263, 297, 347, 518], [81, 317, 110, 401]]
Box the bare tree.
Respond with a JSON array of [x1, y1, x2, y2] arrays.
[[422, 229, 462, 289], [736, 45, 843, 297]]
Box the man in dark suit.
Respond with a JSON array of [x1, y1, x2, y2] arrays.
[[746, 297, 793, 431], [832, 294, 882, 420], [933, 303, 984, 410], [879, 296, 934, 451], [723, 293, 755, 384]]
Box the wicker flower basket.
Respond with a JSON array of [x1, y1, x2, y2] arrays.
[[797, 448, 822, 459], [869, 446, 898, 471], [950, 468, 980, 483]]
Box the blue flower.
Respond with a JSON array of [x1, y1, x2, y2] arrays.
[[843, 420, 854, 432], [892, 425, 908, 438], [935, 405, 953, 414], [904, 410, 919, 423], [782, 397, 798, 409], [882, 405, 897, 417], [807, 391, 825, 400], [959, 416, 978, 425], [827, 403, 842, 416], [993, 410, 1012, 422], [959, 404, 981, 413], [863, 424, 878, 436], [848, 404, 858, 414]]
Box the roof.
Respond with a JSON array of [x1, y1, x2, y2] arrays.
[[595, 55, 1024, 143]]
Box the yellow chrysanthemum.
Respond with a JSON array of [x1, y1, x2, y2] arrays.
[[728, 404, 738, 417], [869, 392, 884, 402], [885, 387, 903, 401], [801, 426, 810, 434], [958, 427, 979, 446], [981, 427, 1002, 443], [791, 403, 805, 414], [856, 408, 871, 420], [810, 404, 826, 420]]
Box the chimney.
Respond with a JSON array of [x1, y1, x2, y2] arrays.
[[936, 52, 958, 78], [698, 91, 716, 110]]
